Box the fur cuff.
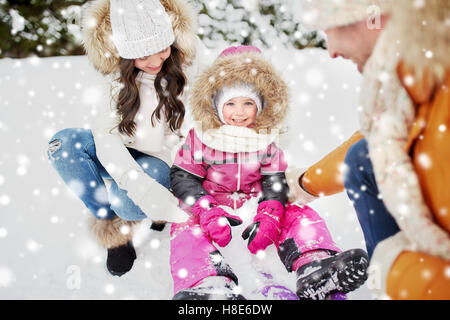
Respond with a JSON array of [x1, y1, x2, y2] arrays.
[[368, 232, 413, 299], [88, 216, 140, 249], [285, 166, 318, 204]]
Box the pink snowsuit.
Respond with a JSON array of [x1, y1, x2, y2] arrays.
[[168, 45, 342, 295], [169, 129, 342, 294]]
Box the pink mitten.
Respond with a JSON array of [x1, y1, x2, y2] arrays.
[[192, 195, 242, 247], [242, 200, 284, 254]]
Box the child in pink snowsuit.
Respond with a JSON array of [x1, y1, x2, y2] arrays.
[[169, 46, 369, 300]]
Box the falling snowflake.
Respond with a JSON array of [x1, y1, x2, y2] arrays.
[[185, 196, 196, 206], [0, 267, 15, 288], [272, 182, 282, 192], [127, 169, 139, 180], [50, 216, 59, 224], [51, 188, 60, 196], [67, 179, 85, 198], [421, 268, 432, 280], [302, 140, 316, 153], [0, 195, 10, 206], [199, 197, 211, 209], [413, 0, 426, 8], [25, 239, 42, 253], [150, 239, 161, 249], [218, 217, 228, 226], [444, 266, 450, 279], [377, 71, 390, 83], [110, 196, 121, 207], [403, 75, 415, 87], [298, 92, 311, 104], [104, 284, 115, 295], [93, 187, 109, 204], [97, 208, 108, 218], [120, 225, 130, 235], [397, 204, 410, 216], [256, 250, 266, 260], [178, 268, 188, 279], [0, 228, 7, 238], [417, 153, 432, 169]]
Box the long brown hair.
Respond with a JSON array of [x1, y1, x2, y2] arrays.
[[115, 46, 187, 136]]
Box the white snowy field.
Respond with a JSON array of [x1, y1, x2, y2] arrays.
[[0, 47, 374, 300]]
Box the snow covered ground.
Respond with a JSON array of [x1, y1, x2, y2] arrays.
[[0, 46, 374, 300]]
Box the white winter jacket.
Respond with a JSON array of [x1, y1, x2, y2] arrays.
[[91, 38, 213, 223]]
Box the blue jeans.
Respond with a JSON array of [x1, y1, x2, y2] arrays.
[[47, 128, 170, 221], [343, 139, 400, 259]]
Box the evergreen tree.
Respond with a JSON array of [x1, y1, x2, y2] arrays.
[[192, 0, 325, 50], [0, 0, 87, 58], [0, 0, 325, 58]]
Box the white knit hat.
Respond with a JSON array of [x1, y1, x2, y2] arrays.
[[214, 83, 264, 124], [300, 0, 391, 30], [110, 0, 175, 59]]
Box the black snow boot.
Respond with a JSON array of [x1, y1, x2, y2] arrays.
[[172, 276, 246, 300], [106, 241, 137, 277], [296, 248, 369, 300]]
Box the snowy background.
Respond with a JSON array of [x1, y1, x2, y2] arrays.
[[0, 44, 374, 300]]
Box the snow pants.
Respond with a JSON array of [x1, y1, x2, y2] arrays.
[[169, 203, 341, 294], [343, 138, 400, 258]]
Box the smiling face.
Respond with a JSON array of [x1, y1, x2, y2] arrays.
[[221, 97, 259, 127], [134, 47, 171, 75]]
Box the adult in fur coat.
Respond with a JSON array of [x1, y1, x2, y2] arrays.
[[288, 0, 450, 299], [47, 0, 210, 276]]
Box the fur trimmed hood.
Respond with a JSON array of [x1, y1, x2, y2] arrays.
[[81, 0, 197, 75], [189, 51, 290, 134], [389, 0, 450, 82]]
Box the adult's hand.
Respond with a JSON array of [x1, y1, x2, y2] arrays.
[[285, 166, 319, 205]]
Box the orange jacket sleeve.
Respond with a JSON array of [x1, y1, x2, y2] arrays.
[[387, 251, 450, 300], [398, 63, 450, 234], [302, 131, 364, 196]]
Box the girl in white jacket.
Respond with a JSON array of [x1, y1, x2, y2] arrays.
[[47, 0, 210, 276]]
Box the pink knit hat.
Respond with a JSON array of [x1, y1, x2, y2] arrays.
[[218, 45, 262, 58]]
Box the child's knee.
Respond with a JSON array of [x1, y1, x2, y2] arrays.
[[283, 203, 322, 226]]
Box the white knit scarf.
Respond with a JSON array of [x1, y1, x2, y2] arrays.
[[193, 123, 280, 153]]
